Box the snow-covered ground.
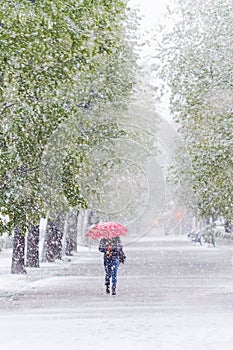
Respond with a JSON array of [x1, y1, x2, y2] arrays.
[[1, 233, 233, 350]]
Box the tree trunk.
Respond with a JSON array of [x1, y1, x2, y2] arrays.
[[11, 227, 27, 274], [26, 224, 40, 268], [43, 220, 57, 262], [43, 214, 65, 262], [65, 210, 79, 256]]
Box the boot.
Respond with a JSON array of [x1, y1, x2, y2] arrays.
[[112, 286, 116, 295], [106, 284, 110, 294]]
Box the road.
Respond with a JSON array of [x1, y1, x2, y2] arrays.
[[0, 233, 233, 350], [1, 234, 233, 315]]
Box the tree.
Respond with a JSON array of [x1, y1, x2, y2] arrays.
[[0, 0, 138, 272], [155, 0, 233, 223]]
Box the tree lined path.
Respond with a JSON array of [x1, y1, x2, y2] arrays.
[[1, 233, 233, 314]]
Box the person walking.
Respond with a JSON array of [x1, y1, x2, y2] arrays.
[[99, 236, 125, 295]]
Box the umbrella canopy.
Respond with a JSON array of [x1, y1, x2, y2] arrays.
[[86, 221, 128, 240]]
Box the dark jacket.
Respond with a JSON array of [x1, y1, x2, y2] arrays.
[[99, 237, 123, 262]]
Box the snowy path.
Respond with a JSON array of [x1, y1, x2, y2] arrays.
[[0, 234, 233, 349]]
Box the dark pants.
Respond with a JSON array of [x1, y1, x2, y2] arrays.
[[104, 258, 120, 287]]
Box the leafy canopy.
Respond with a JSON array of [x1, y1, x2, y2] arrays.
[[0, 0, 138, 232], [155, 0, 233, 220]]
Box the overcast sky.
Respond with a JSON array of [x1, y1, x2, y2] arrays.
[[128, 0, 169, 31]]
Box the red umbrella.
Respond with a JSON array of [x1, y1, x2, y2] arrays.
[[86, 221, 128, 240]]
